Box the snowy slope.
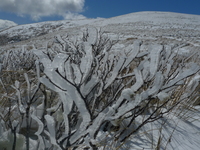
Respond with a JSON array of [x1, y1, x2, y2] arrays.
[[97, 11, 200, 26], [1, 11, 200, 44], [0, 19, 17, 31], [1, 11, 199, 56]]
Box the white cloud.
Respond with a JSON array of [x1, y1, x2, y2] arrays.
[[63, 12, 86, 20], [0, 0, 85, 20], [0, 19, 17, 31]]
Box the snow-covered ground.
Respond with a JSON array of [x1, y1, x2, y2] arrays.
[[1, 11, 200, 53], [0, 11, 200, 150], [1, 11, 200, 42]]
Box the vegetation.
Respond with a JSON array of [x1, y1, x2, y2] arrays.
[[0, 28, 200, 150]]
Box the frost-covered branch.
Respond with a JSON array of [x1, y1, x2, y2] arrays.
[[1, 27, 199, 149], [33, 28, 200, 148]]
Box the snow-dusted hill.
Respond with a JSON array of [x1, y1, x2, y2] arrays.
[[1, 11, 200, 45], [1, 11, 200, 58], [0, 19, 17, 31]]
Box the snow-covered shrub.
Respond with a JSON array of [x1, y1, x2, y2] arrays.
[[32, 28, 200, 149], [0, 34, 9, 45], [1, 46, 36, 71], [0, 46, 37, 100], [0, 27, 199, 149], [0, 46, 55, 150]]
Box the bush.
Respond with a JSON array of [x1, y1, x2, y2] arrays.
[[0, 28, 199, 149]]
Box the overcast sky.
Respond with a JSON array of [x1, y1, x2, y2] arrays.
[[0, 0, 200, 25]]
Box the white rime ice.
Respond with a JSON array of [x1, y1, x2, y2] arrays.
[[32, 29, 200, 149]]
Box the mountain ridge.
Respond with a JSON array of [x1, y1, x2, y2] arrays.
[[1, 11, 200, 35], [0, 11, 200, 48]]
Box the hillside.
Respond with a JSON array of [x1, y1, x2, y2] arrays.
[[0, 19, 17, 31], [1, 11, 200, 44], [1, 11, 200, 53], [0, 12, 200, 150]]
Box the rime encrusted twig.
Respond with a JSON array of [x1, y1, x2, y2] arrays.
[[32, 28, 200, 148], [0, 27, 199, 149]]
